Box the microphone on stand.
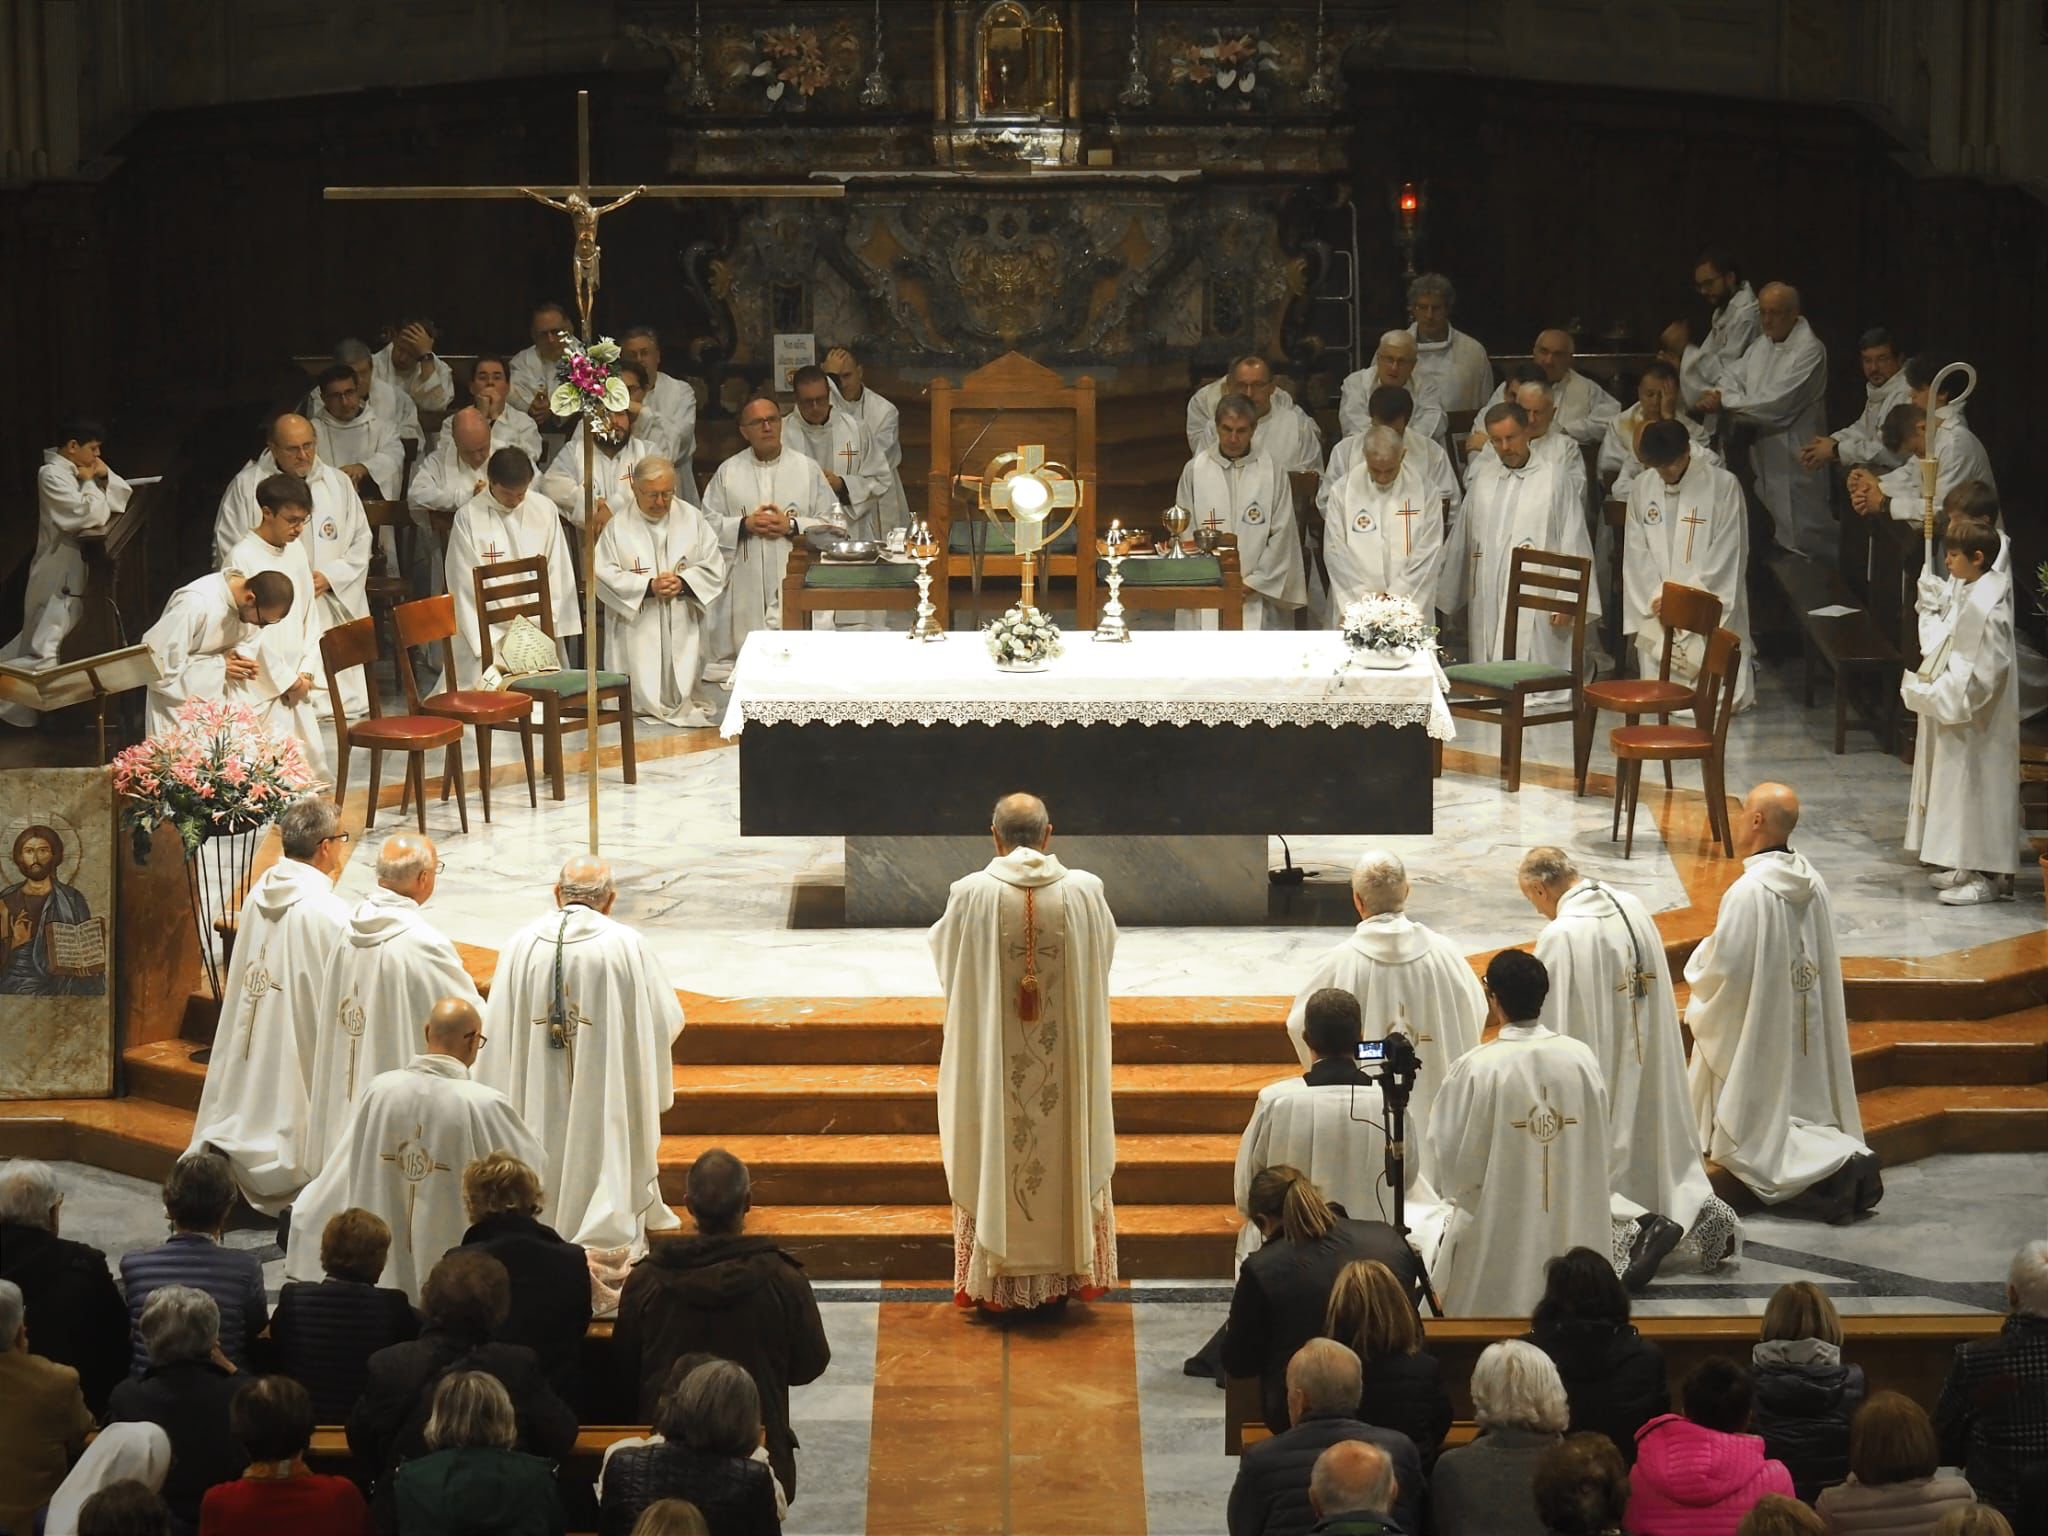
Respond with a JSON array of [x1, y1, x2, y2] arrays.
[[948, 406, 1006, 631]]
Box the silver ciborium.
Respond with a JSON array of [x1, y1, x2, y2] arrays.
[[1160, 503, 1191, 557], [907, 519, 945, 642], [1095, 520, 1134, 643]]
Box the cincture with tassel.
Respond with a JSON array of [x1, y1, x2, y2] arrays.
[[1018, 888, 1042, 1023]]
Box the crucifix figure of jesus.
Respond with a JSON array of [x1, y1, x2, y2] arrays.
[[1679, 506, 1709, 563], [522, 187, 642, 341]]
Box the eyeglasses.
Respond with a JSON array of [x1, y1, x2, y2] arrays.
[[321, 832, 352, 846], [468, 1031, 488, 1048]]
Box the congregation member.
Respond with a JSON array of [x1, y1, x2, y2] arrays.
[[329, 338, 423, 449], [596, 456, 726, 727], [1430, 951, 1610, 1317], [303, 834, 483, 1175], [268, 1208, 419, 1424], [373, 318, 455, 420], [477, 854, 685, 1274], [1519, 846, 1736, 1285], [1284, 851, 1482, 1191], [219, 473, 336, 769], [1477, 330, 1620, 446], [107, 1286, 249, 1533], [1405, 271, 1494, 413], [306, 364, 403, 501], [1525, 1248, 1670, 1467], [0, 419, 132, 725], [621, 327, 700, 499], [699, 391, 844, 671], [1751, 1281, 1864, 1503], [1692, 282, 1831, 559], [613, 1149, 830, 1502], [1934, 1239, 2048, 1518], [1622, 419, 1754, 710], [441, 354, 545, 460], [1442, 401, 1598, 670], [444, 446, 582, 689], [597, 1361, 780, 1536], [1427, 1339, 1569, 1536], [39, 1423, 172, 1536], [1598, 358, 1715, 502], [451, 1153, 592, 1400], [1301, 1442, 1401, 1536], [140, 568, 294, 736], [1685, 783, 1881, 1219], [1339, 329, 1447, 443], [1801, 326, 1911, 471], [0, 1160, 130, 1414], [290, 998, 541, 1303], [1319, 385, 1460, 531], [596, 1355, 787, 1526], [1816, 1391, 1977, 1532], [1533, 1433, 1633, 1536], [509, 301, 573, 420], [391, 1371, 568, 1536], [186, 795, 353, 1215], [783, 364, 893, 544], [1625, 1357, 1795, 1534], [198, 1374, 372, 1536], [1679, 249, 1762, 410], [1323, 1258, 1453, 1465], [1901, 520, 2021, 907], [120, 1152, 267, 1376], [1226, 1339, 1425, 1536], [1321, 425, 1448, 621], [825, 344, 908, 529], [0, 1279, 97, 1533], [930, 792, 1118, 1312], [1175, 394, 1307, 629], [1188, 354, 1325, 473]]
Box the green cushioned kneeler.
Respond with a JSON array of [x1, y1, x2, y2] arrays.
[[1098, 556, 1223, 587], [507, 670, 631, 696], [804, 562, 919, 589], [949, 522, 1080, 555], [1442, 659, 1574, 691]]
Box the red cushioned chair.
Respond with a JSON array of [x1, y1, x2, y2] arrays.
[[320, 615, 469, 836], [1609, 626, 1742, 859], [392, 593, 536, 824], [1575, 581, 1724, 796]]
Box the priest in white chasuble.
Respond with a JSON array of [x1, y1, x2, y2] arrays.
[[541, 398, 652, 531], [1174, 395, 1306, 631], [307, 364, 404, 503], [1319, 386, 1459, 533], [1685, 783, 1880, 1221], [1190, 356, 1324, 475], [1623, 420, 1754, 712], [373, 318, 455, 419], [1323, 428, 1447, 620], [141, 570, 293, 736], [410, 409, 494, 522], [1477, 331, 1620, 448], [1680, 252, 1761, 407], [509, 301, 572, 418], [1283, 851, 1483, 1195], [784, 365, 892, 543], [596, 457, 727, 728], [1857, 358, 2000, 519], [215, 415, 373, 605], [1519, 847, 1737, 1286], [475, 856, 683, 1265], [1802, 326, 1909, 472], [826, 346, 910, 531], [1514, 379, 1590, 512], [1599, 360, 1717, 502], [622, 327, 700, 502], [440, 355, 545, 462], [222, 475, 336, 771], [1429, 950, 1612, 1318], [699, 393, 846, 669], [445, 447, 581, 689], [930, 793, 1118, 1312], [1339, 330, 1448, 444], [304, 834, 485, 1178], [1442, 402, 1597, 668], [186, 796, 352, 1216], [1406, 271, 1494, 414], [1694, 282, 1831, 559], [286, 997, 543, 1303], [1186, 365, 1307, 458]]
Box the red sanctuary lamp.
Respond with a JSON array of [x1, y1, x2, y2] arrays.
[[1394, 181, 1425, 278]]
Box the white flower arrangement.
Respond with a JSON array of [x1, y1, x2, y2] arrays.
[[1338, 593, 1437, 657], [985, 605, 1064, 668]]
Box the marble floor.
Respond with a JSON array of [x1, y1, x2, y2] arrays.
[[331, 655, 2043, 1000]]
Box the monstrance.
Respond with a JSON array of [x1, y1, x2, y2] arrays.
[[979, 444, 1083, 611]]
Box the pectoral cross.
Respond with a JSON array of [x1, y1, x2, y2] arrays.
[[237, 949, 284, 1062], [1680, 507, 1709, 563], [1511, 1085, 1581, 1212], [379, 1121, 452, 1259], [1791, 952, 1819, 1055], [1395, 501, 1420, 555]]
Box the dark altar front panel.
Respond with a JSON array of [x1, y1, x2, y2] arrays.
[[738, 721, 1433, 838]]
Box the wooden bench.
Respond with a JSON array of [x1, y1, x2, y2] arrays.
[[1223, 1311, 2004, 1454], [1770, 551, 1903, 754], [307, 1424, 645, 1481]]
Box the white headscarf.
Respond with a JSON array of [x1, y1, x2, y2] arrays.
[[43, 1423, 173, 1536]]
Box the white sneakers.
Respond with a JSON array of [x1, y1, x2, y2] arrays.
[[1937, 873, 2013, 906], [1928, 868, 1973, 890]]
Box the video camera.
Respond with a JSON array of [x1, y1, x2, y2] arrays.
[[1354, 1028, 1420, 1116]]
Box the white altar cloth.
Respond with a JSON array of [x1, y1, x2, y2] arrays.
[[720, 631, 1456, 738]]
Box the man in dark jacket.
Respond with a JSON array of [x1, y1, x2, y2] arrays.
[[1934, 1239, 2048, 1517], [1228, 1339, 1424, 1536], [1307, 1441, 1404, 1535], [0, 1158, 131, 1412], [613, 1148, 829, 1502]]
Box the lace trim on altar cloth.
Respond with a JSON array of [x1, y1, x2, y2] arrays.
[[739, 698, 1450, 737], [953, 1195, 1119, 1311]]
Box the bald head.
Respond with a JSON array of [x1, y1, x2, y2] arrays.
[[1310, 1440, 1395, 1520], [1533, 329, 1574, 383], [1513, 379, 1557, 439], [556, 854, 616, 913], [1758, 282, 1802, 342], [424, 996, 485, 1065], [450, 407, 490, 462], [1737, 781, 1801, 857], [991, 792, 1051, 854], [376, 834, 438, 902], [269, 411, 318, 477], [1517, 846, 1579, 919]]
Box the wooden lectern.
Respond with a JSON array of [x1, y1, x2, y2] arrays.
[[927, 351, 1099, 630]]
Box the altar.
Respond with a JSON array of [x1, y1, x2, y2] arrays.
[[721, 630, 1453, 924]]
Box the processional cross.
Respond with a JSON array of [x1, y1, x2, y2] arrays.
[[325, 90, 842, 852]]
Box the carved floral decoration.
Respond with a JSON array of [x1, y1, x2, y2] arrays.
[[1169, 28, 1282, 111]]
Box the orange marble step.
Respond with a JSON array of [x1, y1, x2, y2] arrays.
[[671, 1009, 1297, 1067]]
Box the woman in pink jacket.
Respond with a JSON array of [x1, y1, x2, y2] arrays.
[[1625, 1357, 1795, 1536]]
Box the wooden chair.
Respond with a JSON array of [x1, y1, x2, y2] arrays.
[[1610, 626, 1743, 858], [780, 544, 936, 630], [1576, 582, 1724, 795], [393, 593, 538, 823], [1095, 549, 1245, 628], [362, 500, 412, 695], [473, 556, 635, 801], [1442, 548, 1592, 792], [319, 616, 468, 835]]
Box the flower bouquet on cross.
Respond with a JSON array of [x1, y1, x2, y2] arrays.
[[549, 335, 630, 443], [985, 605, 1065, 672]]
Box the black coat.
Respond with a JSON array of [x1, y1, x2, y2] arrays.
[[0, 1220, 131, 1414], [1226, 1411, 1425, 1536], [598, 1441, 780, 1536], [106, 1359, 248, 1536], [1752, 1353, 1866, 1502], [455, 1213, 593, 1401], [1223, 1217, 1427, 1434], [1356, 1348, 1453, 1467], [1525, 1319, 1668, 1467], [611, 1231, 830, 1501], [269, 1275, 420, 1423]]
